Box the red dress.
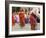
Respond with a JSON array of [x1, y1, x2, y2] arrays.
[[30, 13, 37, 26], [12, 15, 15, 26], [19, 12, 25, 27]]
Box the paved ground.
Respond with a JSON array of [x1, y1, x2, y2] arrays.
[[13, 23, 40, 31]]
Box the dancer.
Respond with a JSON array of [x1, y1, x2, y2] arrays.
[[12, 9, 16, 31], [19, 8, 25, 28], [15, 12, 19, 23], [29, 8, 37, 30]]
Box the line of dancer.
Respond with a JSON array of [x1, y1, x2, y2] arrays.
[[12, 7, 40, 31]]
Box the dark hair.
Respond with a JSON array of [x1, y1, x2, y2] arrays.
[[25, 9, 27, 12], [12, 7, 16, 13], [29, 8, 33, 11], [12, 7, 20, 14], [16, 7, 20, 12]]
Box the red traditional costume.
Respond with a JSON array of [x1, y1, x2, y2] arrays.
[[19, 12, 25, 27], [30, 13, 37, 30], [12, 15, 15, 27]]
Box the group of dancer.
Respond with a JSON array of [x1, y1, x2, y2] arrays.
[[12, 7, 40, 31]]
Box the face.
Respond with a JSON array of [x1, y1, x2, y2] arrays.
[[13, 11, 16, 15], [19, 8, 25, 13], [29, 8, 37, 15], [29, 11, 32, 15]]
